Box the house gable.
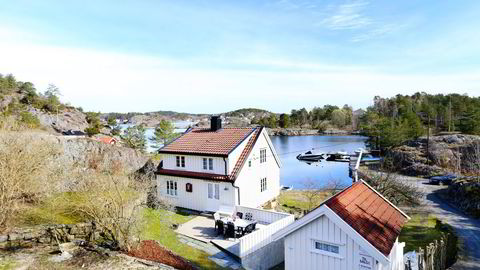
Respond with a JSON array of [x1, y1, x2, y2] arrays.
[[273, 204, 391, 265]]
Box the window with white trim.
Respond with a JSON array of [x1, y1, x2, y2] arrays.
[[260, 177, 267, 192], [167, 180, 178, 196], [208, 183, 220, 200], [314, 241, 339, 254], [208, 158, 213, 170], [260, 149, 267, 163], [176, 156, 185, 168], [203, 158, 207, 170], [203, 158, 214, 170]]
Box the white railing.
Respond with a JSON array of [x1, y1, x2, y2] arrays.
[[235, 205, 291, 224], [238, 213, 294, 257], [353, 150, 363, 182]]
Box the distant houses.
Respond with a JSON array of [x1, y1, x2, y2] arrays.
[[155, 116, 282, 213]]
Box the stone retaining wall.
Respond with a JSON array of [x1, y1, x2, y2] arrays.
[[0, 222, 101, 247]]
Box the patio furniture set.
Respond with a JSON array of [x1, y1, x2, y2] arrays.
[[214, 211, 257, 239]]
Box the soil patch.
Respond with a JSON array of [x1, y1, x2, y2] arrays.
[[128, 240, 196, 270]]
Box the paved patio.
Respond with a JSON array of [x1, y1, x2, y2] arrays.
[[175, 215, 266, 258]]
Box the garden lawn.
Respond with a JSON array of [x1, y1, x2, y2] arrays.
[[399, 213, 445, 252], [277, 190, 331, 214], [140, 209, 225, 270]]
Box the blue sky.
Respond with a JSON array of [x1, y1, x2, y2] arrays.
[[0, 0, 479, 113]]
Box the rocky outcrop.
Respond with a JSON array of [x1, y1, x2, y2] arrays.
[[29, 107, 88, 134], [16, 132, 149, 174], [0, 222, 101, 247], [388, 134, 480, 176], [443, 181, 480, 218]]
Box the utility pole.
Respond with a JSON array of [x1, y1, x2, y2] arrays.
[[426, 114, 430, 166], [448, 97, 452, 132]]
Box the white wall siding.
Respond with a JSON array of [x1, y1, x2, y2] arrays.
[[162, 154, 226, 175], [234, 130, 280, 208], [284, 215, 364, 270], [156, 175, 235, 212], [283, 214, 403, 270]]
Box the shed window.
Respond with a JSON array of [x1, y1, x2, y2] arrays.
[[314, 241, 339, 254]]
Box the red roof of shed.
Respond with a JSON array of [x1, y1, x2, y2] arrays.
[[326, 181, 409, 256], [159, 128, 255, 156]]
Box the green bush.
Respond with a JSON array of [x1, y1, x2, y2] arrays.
[[19, 111, 40, 129]]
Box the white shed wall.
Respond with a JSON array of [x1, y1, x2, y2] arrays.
[[234, 130, 280, 208], [156, 175, 235, 212], [283, 214, 403, 270]]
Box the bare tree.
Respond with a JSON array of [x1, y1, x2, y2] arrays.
[[0, 131, 61, 232], [301, 179, 324, 212], [63, 156, 151, 251], [362, 171, 423, 206]]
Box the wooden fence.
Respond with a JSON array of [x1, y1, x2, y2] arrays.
[[404, 231, 457, 270]]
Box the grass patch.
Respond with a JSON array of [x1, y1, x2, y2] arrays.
[[399, 213, 445, 252], [140, 208, 224, 270], [12, 194, 87, 227], [277, 190, 331, 215], [0, 258, 16, 270]]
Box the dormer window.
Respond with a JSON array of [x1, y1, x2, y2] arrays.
[[203, 158, 214, 170], [176, 156, 185, 168]]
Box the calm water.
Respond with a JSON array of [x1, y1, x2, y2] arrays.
[[270, 135, 367, 189]]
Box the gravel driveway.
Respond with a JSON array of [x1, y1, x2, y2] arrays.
[[394, 174, 480, 270]]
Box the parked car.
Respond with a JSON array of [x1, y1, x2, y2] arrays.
[[429, 174, 457, 185]]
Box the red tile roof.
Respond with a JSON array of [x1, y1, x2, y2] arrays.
[[325, 181, 409, 256], [97, 136, 117, 144], [156, 127, 263, 182], [159, 128, 255, 156]]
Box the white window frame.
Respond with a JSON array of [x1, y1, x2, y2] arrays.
[[310, 239, 344, 259], [166, 180, 178, 196], [260, 148, 267, 163], [176, 156, 185, 168], [208, 158, 213, 170], [260, 177, 267, 192], [208, 183, 220, 200]]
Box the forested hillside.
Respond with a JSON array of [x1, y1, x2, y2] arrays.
[[0, 74, 89, 133], [360, 93, 480, 149]]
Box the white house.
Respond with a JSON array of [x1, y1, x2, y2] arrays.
[[155, 116, 281, 212], [273, 180, 410, 270]]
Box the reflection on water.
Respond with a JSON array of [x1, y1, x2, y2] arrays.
[[270, 135, 367, 189]]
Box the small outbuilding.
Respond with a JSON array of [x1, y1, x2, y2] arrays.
[[273, 180, 409, 270]]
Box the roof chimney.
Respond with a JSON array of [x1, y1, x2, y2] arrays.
[[210, 116, 222, 131]]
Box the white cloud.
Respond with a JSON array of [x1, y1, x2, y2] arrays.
[[0, 26, 478, 114], [321, 1, 372, 30]]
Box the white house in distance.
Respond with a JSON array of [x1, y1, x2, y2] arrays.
[[155, 116, 281, 212], [273, 180, 409, 270]]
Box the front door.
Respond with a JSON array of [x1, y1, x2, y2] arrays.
[[206, 182, 220, 211]]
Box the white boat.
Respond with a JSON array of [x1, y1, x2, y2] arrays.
[[280, 185, 293, 191], [296, 150, 325, 161], [326, 151, 350, 162]]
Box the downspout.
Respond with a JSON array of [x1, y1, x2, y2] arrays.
[[224, 157, 240, 205]]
